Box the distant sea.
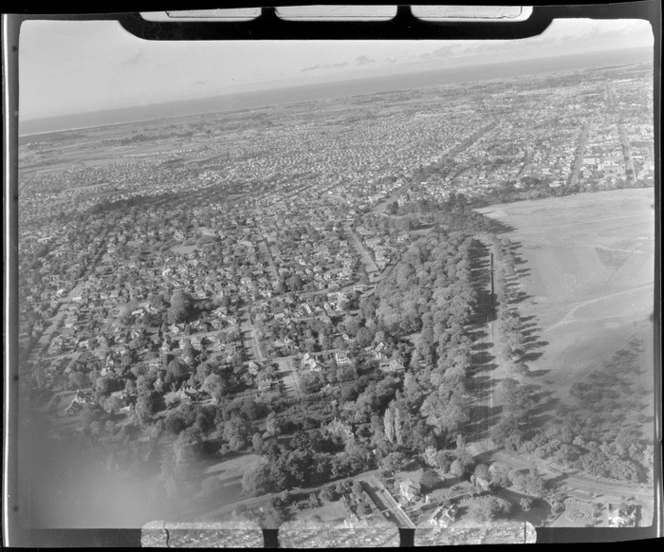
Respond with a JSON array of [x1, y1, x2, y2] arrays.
[[19, 47, 651, 137]]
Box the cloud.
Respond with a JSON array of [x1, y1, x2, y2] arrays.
[[356, 55, 375, 65], [301, 62, 349, 72], [431, 43, 481, 59]]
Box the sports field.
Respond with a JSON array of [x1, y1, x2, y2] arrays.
[[478, 188, 655, 402]]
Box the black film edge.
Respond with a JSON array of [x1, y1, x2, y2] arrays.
[[117, 6, 555, 41]]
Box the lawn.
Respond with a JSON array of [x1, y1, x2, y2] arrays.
[[289, 500, 347, 524], [198, 453, 262, 503], [477, 188, 655, 417]]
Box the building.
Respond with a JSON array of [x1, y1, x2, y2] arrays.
[[428, 503, 458, 528], [335, 351, 351, 366], [399, 479, 421, 503], [608, 504, 638, 528]]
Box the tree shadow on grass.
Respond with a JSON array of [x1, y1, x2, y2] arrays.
[[509, 242, 523, 254], [525, 340, 549, 351], [522, 334, 542, 346], [527, 369, 550, 378], [470, 374, 498, 395], [469, 328, 489, 341], [510, 291, 533, 304], [472, 341, 494, 352], [531, 395, 559, 418], [489, 219, 517, 235]]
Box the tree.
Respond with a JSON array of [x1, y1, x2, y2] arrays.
[[164, 412, 187, 436], [103, 393, 124, 415], [423, 446, 439, 468], [455, 449, 475, 475], [435, 450, 456, 474], [95, 376, 115, 397], [449, 459, 465, 478], [202, 373, 225, 403], [223, 416, 252, 451], [134, 392, 157, 426], [380, 451, 407, 473], [168, 290, 195, 324], [520, 497, 533, 511], [252, 432, 263, 454], [356, 326, 373, 347], [288, 274, 303, 292], [420, 469, 442, 493], [319, 486, 335, 502], [470, 496, 512, 522], [265, 411, 281, 436], [474, 464, 490, 481], [148, 293, 168, 311], [352, 479, 364, 498], [242, 458, 273, 497], [70, 371, 90, 389], [300, 371, 324, 394], [490, 465, 512, 490], [161, 432, 197, 500], [383, 407, 395, 444], [512, 469, 546, 497], [262, 498, 288, 528], [167, 358, 189, 385]]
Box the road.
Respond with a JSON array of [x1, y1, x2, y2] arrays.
[[275, 356, 301, 400], [343, 224, 379, 273], [568, 122, 589, 188], [27, 227, 111, 362], [486, 448, 654, 502], [464, 235, 654, 504], [193, 469, 383, 523], [27, 279, 87, 362], [617, 121, 636, 185], [257, 238, 279, 281], [464, 236, 499, 446], [364, 476, 416, 528]]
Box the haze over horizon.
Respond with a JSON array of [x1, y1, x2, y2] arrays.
[[18, 17, 653, 134]]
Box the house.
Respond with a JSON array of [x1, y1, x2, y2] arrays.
[[608, 504, 638, 528], [470, 474, 491, 493], [374, 350, 387, 362], [177, 384, 200, 403], [399, 479, 421, 503], [325, 418, 354, 442], [63, 389, 94, 416], [301, 353, 322, 372], [247, 360, 262, 375], [381, 358, 405, 373], [428, 503, 458, 528], [335, 351, 351, 366]]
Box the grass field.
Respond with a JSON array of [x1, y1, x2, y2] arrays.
[[478, 188, 655, 412], [199, 453, 263, 505], [290, 500, 347, 524]]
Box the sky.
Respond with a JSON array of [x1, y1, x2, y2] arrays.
[[18, 17, 653, 121]]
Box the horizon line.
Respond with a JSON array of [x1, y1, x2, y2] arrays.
[[19, 45, 652, 137]]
